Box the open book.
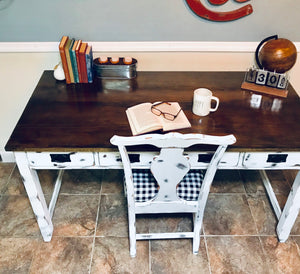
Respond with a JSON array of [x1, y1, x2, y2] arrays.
[[126, 102, 191, 135]]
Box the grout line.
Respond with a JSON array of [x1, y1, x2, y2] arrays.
[[87, 178, 103, 274], [1, 163, 17, 195], [237, 170, 248, 195], [202, 226, 212, 274], [244, 193, 260, 235], [149, 241, 151, 274], [257, 235, 269, 266], [204, 234, 277, 238]]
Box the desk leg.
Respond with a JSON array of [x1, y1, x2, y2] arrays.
[[15, 152, 53, 241], [277, 171, 300, 242]]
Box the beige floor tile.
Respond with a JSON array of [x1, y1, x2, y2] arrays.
[[0, 237, 39, 273], [211, 170, 246, 194], [260, 236, 300, 274], [91, 237, 149, 274], [206, 236, 269, 274], [266, 170, 293, 196], [1, 164, 27, 195], [145, 213, 193, 234], [52, 195, 99, 237], [283, 170, 298, 186], [247, 193, 277, 235], [30, 237, 93, 274], [241, 170, 267, 195], [291, 218, 300, 236], [59, 169, 102, 194], [0, 163, 15, 193], [275, 194, 300, 236], [242, 170, 292, 196], [5, 168, 57, 196], [96, 193, 128, 237], [204, 194, 257, 235], [151, 239, 210, 274], [100, 169, 124, 194], [0, 195, 40, 237]]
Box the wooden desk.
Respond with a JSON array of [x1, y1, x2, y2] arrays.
[[5, 71, 300, 242]]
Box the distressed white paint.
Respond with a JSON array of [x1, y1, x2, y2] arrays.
[[14, 152, 53, 241], [98, 151, 300, 170], [260, 170, 282, 220], [98, 151, 240, 168], [11, 141, 300, 247], [277, 171, 300, 242], [27, 152, 95, 168], [110, 132, 236, 257], [243, 152, 300, 169], [48, 170, 64, 218]]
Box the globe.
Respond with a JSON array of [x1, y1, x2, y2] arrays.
[[258, 38, 297, 73]]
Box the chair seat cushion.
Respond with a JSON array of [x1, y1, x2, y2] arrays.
[[132, 169, 204, 202]]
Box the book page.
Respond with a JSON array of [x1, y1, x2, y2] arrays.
[[157, 102, 191, 131], [126, 103, 162, 135]]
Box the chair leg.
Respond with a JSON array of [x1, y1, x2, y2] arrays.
[[127, 204, 137, 257], [192, 178, 213, 254], [192, 212, 202, 254]]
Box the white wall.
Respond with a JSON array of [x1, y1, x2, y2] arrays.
[[1, 43, 299, 158]]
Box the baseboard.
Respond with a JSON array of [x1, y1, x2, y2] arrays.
[[0, 41, 299, 53], [0, 151, 15, 163], [0, 41, 260, 53]]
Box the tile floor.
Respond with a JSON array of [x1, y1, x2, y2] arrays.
[[0, 162, 299, 273]]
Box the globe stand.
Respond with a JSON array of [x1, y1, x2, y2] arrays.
[[241, 68, 289, 98]]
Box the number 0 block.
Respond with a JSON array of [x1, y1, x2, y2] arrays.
[[266, 73, 279, 88]]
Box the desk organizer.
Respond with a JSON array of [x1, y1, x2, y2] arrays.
[[93, 57, 137, 79]]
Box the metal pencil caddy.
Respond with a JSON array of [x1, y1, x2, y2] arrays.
[[93, 57, 137, 79]]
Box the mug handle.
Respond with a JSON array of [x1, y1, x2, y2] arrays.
[[210, 96, 219, 112]]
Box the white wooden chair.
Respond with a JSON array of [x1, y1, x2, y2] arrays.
[[110, 132, 236, 257]]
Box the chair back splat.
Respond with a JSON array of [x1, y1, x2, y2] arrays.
[[110, 132, 236, 257]]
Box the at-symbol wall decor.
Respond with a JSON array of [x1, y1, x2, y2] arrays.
[[185, 0, 253, 22]]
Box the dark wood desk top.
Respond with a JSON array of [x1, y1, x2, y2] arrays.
[[5, 71, 300, 152]]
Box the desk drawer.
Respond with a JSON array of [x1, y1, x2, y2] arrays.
[[98, 152, 159, 168], [186, 152, 239, 167], [98, 151, 239, 168], [242, 152, 300, 169], [27, 152, 95, 168]]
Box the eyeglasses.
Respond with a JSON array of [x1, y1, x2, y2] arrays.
[[151, 102, 182, 121]]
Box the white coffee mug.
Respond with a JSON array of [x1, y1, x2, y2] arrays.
[[192, 88, 219, 116]]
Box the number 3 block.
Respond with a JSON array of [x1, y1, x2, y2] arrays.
[[255, 70, 268, 85]]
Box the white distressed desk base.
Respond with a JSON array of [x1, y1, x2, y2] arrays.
[[14, 150, 300, 243]]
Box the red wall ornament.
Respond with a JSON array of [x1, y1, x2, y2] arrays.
[[185, 0, 253, 22]]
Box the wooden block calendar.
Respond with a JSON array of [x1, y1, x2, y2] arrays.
[[241, 68, 289, 98]]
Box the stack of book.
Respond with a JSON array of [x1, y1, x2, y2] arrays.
[[59, 36, 94, 84]]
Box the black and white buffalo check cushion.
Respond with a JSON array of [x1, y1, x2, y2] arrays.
[[132, 169, 204, 202]]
